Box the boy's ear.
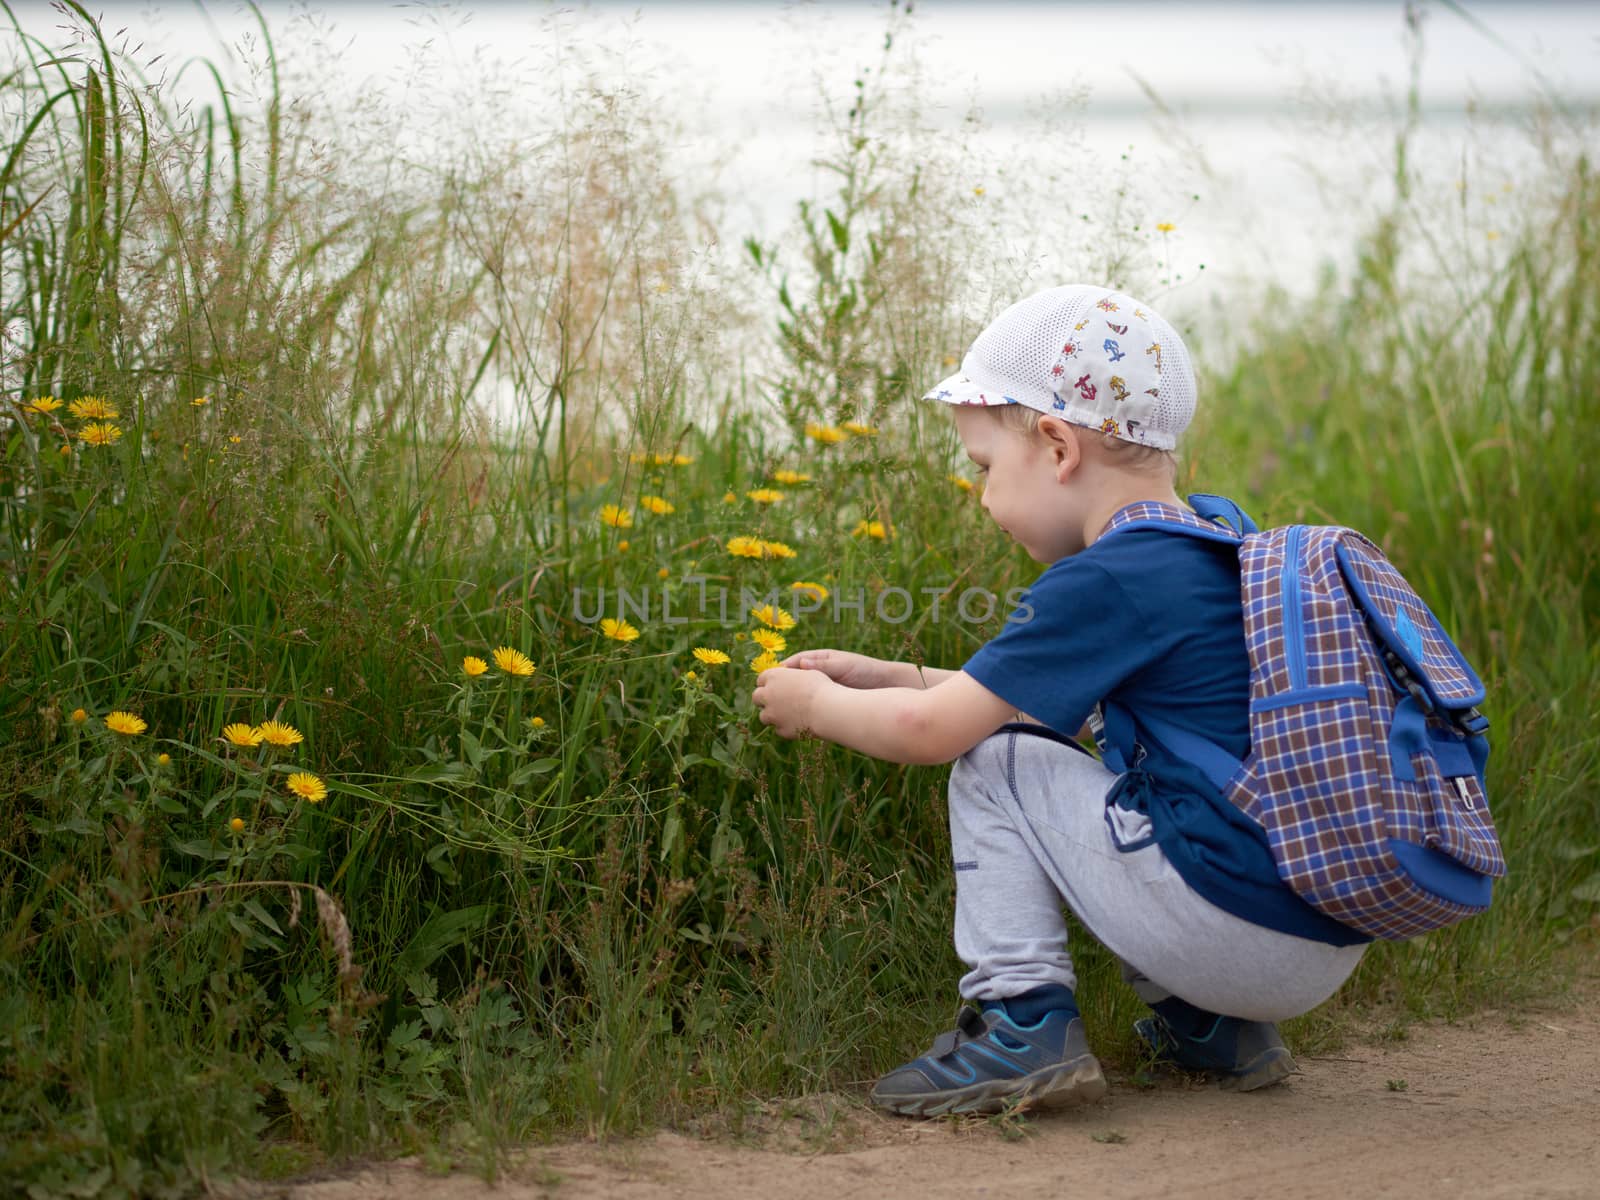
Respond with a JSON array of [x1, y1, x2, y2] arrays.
[[1036, 416, 1083, 482]]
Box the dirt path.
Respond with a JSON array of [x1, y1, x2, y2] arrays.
[[248, 1005, 1600, 1200]]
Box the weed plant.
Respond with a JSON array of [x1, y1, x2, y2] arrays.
[[0, 3, 1595, 1194]]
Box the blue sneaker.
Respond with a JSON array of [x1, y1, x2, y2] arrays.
[[1134, 1001, 1296, 1092], [870, 1003, 1107, 1117]]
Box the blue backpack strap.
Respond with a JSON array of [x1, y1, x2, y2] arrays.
[[1186, 493, 1259, 535], [1099, 497, 1254, 545], [1130, 709, 1243, 796], [1092, 702, 1243, 796]]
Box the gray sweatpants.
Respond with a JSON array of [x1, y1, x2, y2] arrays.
[[951, 726, 1366, 1022]]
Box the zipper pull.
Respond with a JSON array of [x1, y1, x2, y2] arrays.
[[1454, 776, 1476, 812]]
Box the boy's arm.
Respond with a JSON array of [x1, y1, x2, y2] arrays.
[[752, 666, 1022, 765], [775, 649, 959, 691]]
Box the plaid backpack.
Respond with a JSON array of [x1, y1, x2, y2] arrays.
[[1092, 493, 1505, 940]]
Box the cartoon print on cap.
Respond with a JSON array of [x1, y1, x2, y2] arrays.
[[1109, 376, 1129, 402], [1100, 417, 1121, 435], [1096, 298, 1119, 312], [1103, 338, 1125, 362], [1074, 373, 1096, 402]]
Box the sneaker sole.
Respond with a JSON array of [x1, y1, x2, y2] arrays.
[[1217, 1045, 1296, 1092], [870, 1054, 1108, 1118], [1134, 1017, 1297, 1092]]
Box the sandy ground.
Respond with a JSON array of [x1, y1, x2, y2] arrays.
[[241, 1005, 1600, 1200]]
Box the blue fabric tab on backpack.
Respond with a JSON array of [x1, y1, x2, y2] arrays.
[[1388, 695, 1429, 782], [1393, 607, 1425, 662]]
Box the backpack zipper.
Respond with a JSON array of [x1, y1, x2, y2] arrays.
[[1283, 526, 1306, 690]]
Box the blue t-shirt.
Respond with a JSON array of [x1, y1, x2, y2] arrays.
[[962, 524, 1372, 948]]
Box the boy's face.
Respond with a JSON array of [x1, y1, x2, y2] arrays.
[[953, 407, 1087, 563]]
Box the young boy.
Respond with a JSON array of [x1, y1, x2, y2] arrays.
[[752, 284, 1370, 1117]]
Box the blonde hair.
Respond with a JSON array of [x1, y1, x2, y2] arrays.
[[988, 404, 1178, 481]]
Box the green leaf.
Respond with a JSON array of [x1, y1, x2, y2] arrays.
[[407, 762, 470, 783], [395, 904, 492, 979], [172, 837, 231, 861], [508, 757, 560, 788], [245, 899, 284, 935], [826, 208, 849, 255], [1570, 874, 1600, 904]]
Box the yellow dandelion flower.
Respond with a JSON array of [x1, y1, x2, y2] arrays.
[[599, 503, 634, 529], [78, 422, 123, 447], [59, 444, 72, 456], [722, 491, 737, 503], [617, 539, 630, 552], [71, 707, 88, 724], [463, 655, 488, 677], [726, 535, 767, 559], [852, 519, 891, 540], [640, 495, 676, 515], [949, 474, 975, 494], [693, 647, 731, 665], [771, 469, 812, 485], [657, 567, 670, 579], [222, 723, 263, 748], [734, 631, 748, 642], [104, 711, 146, 736], [258, 719, 304, 748], [628, 451, 650, 463], [228, 434, 242, 445], [761, 540, 797, 559], [751, 604, 797, 631], [67, 396, 118, 420], [26, 397, 62, 415], [973, 185, 986, 197], [805, 423, 847, 445], [746, 488, 784, 504], [157, 752, 171, 765], [684, 670, 697, 681], [751, 651, 780, 673], [493, 646, 535, 676], [751, 628, 787, 653], [529, 716, 546, 729], [191, 395, 211, 407], [790, 580, 829, 603], [229, 816, 245, 832], [1156, 222, 1176, 233], [942, 354, 959, 367], [842, 421, 879, 436], [671, 454, 694, 466], [287, 772, 328, 803], [600, 617, 640, 643]]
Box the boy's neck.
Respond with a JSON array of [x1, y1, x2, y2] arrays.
[[1082, 479, 1184, 548]]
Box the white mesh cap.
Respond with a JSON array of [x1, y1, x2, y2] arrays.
[[923, 284, 1197, 450]]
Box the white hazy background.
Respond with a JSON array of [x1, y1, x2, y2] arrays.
[[11, 1, 1599, 337]]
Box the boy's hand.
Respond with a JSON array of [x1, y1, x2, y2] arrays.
[[776, 648, 894, 689], [752, 665, 829, 739]]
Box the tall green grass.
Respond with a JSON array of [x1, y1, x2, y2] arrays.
[[1, 4, 1595, 1194]]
